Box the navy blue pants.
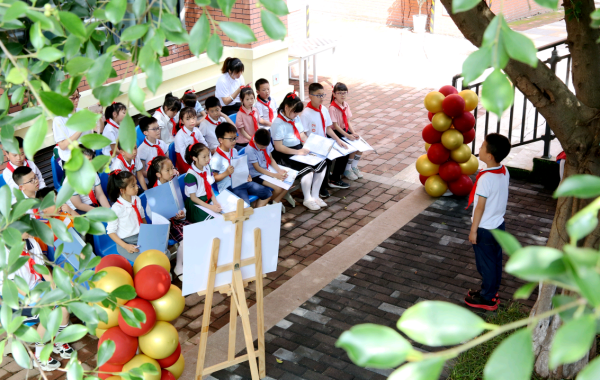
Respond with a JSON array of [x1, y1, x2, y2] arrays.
[[228, 182, 272, 204], [472, 222, 505, 301]]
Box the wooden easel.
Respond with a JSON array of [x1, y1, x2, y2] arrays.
[[195, 199, 266, 380]]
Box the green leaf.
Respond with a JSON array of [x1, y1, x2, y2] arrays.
[[39, 190, 56, 212], [92, 155, 111, 172], [336, 324, 412, 368], [86, 207, 118, 222], [189, 14, 210, 56], [92, 83, 122, 107], [481, 69, 514, 117], [67, 357, 84, 380], [73, 217, 90, 237], [8, 316, 27, 335], [259, 0, 289, 16], [67, 151, 97, 196], [66, 57, 95, 76], [0, 185, 10, 218], [4, 227, 24, 247], [505, 246, 565, 281], [26, 10, 54, 30], [2, 281, 19, 309], [550, 315, 595, 369], [119, 306, 141, 328], [98, 340, 116, 367], [161, 13, 184, 32], [577, 355, 600, 380], [195, 0, 211, 5], [33, 264, 50, 276], [0, 92, 9, 112], [65, 148, 84, 172], [207, 33, 223, 64], [217, 0, 236, 16], [6, 68, 27, 85], [81, 288, 109, 303], [56, 324, 89, 343], [40, 91, 74, 117], [566, 198, 600, 242], [513, 282, 537, 300], [80, 134, 112, 150], [53, 266, 74, 296], [45, 307, 62, 342], [56, 181, 75, 208], [66, 109, 102, 132], [8, 257, 29, 276], [139, 363, 159, 375], [219, 22, 257, 44], [23, 116, 47, 162], [11, 87, 25, 105], [462, 45, 492, 85], [49, 217, 73, 243], [500, 20, 537, 68], [58, 11, 87, 39], [1, 125, 19, 155], [163, 29, 189, 45], [388, 358, 445, 380], [145, 60, 163, 95], [132, 307, 147, 324], [129, 75, 148, 116], [106, 0, 127, 23], [12, 199, 39, 222], [555, 174, 600, 199], [69, 302, 98, 325], [37, 47, 65, 62], [38, 288, 68, 309], [89, 221, 107, 235], [117, 114, 136, 154], [533, 0, 559, 9], [397, 301, 487, 346], [64, 34, 82, 60], [261, 9, 286, 40], [121, 24, 149, 41], [452, 0, 480, 13], [490, 229, 521, 256], [111, 285, 137, 301], [14, 324, 41, 343], [11, 340, 31, 369], [39, 343, 53, 362], [484, 329, 533, 380], [4, 1, 28, 22], [133, 0, 147, 17], [87, 54, 114, 89], [30, 22, 46, 50]]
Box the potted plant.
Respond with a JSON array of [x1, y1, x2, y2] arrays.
[[413, 0, 428, 33]]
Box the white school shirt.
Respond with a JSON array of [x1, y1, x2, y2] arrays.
[[110, 155, 144, 175], [300, 105, 333, 138], [271, 114, 305, 147], [255, 97, 278, 128], [210, 148, 238, 193], [174, 127, 208, 155], [153, 107, 178, 144], [101, 119, 120, 156], [106, 195, 145, 238], [67, 173, 101, 209], [137, 138, 169, 169], [0, 238, 45, 290], [199, 116, 226, 151], [53, 108, 93, 161], [184, 164, 215, 198], [472, 166, 510, 230], [215, 73, 246, 106], [2, 160, 47, 192]]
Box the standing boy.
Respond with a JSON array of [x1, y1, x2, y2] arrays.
[[199, 96, 234, 153], [3, 136, 46, 192], [255, 78, 278, 129], [465, 133, 511, 311]]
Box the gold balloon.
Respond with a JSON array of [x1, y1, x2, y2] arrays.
[[431, 112, 452, 132], [133, 250, 171, 275], [95, 327, 107, 339], [106, 377, 122, 380], [460, 154, 479, 175], [459, 90, 479, 112], [123, 355, 160, 380], [97, 305, 119, 329], [424, 143, 431, 152], [93, 267, 134, 305], [164, 354, 185, 379], [424, 91, 445, 113], [450, 144, 472, 163], [138, 321, 179, 360], [150, 285, 185, 322], [425, 175, 448, 197], [441, 129, 464, 151], [416, 155, 439, 177]]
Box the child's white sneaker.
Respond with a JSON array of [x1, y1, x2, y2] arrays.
[[33, 357, 61, 371], [344, 170, 358, 181], [315, 198, 327, 208], [352, 167, 363, 179], [303, 200, 321, 211], [53, 343, 74, 359]]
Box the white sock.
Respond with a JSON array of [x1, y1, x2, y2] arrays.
[[174, 244, 183, 276], [56, 324, 68, 342], [352, 155, 361, 169], [35, 343, 44, 358], [311, 169, 326, 199], [345, 159, 353, 171], [301, 173, 314, 201]]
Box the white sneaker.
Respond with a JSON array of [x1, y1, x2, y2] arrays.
[[344, 170, 358, 181], [352, 167, 363, 179], [53, 343, 74, 359], [33, 357, 61, 371], [303, 199, 321, 211], [315, 198, 327, 208]]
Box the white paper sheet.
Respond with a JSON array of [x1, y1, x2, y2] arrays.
[[259, 165, 298, 190], [302, 134, 334, 157], [327, 141, 358, 160], [196, 205, 222, 219], [231, 155, 250, 188], [196, 189, 250, 218], [290, 153, 325, 166], [151, 212, 170, 225], [342, 136, 374, 152]]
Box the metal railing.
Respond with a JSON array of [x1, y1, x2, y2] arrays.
[[451, 39, 570, 158]]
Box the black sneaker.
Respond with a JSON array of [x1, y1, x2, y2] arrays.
[[319, 189, 331, 198], [464, 294, 499, 311], [328, 180, 350, 189]]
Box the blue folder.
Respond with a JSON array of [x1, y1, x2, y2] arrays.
[[54, 227, 89, 271], [137, 224, 170, 254], [143, 179, 185, 219]]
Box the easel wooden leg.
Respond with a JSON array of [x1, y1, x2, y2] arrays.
[[232, 269, 260, 380], [254, 229, 266, 378], [228, 291, 238, 361]]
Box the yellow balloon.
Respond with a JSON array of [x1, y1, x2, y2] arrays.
[[450, 144, 472, 163], [441, 129, 464, 151], [106, 377, 122, 380], [123, 355, 160, 380], [95, 327, 107, 339], [425, 175, 448, 197], [138, 321, 179, 360], [97, 305, 119, 329], [93, 267, 134, 305], [424, 91, 445, 113], [431, 112, 452, 132], [133, 250, 171, 275], [460, 155, 479, 175], [164, 354, 185, 379], [415, 155, 439, 177], [424, 143, 431, 152], [459, 90, 479, 112], [150, 285, 185, 322]]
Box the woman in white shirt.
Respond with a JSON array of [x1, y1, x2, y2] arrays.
[[215, 57, 246, 116]]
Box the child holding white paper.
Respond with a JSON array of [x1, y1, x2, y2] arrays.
[[184, 143, 221, 223], [330, 82, 363, 180], [247, 129, 289, 207]]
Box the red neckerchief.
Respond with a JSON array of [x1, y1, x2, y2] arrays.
[[157, 107, 178, 136], [205, 115, 221, 126], [107, 119, 120, 130], [466, 166, 507, 209], [153, 179, 161, 188], [117, 198, 142, 225], [557, 151, 566, 161], [249, 139, 271, 169], [117, 154, 135, 172], [6, 161, 29, 173], [192, 165, 213, 200], [330, 101, 350, 132], [277, 114, 302, 142], [184, 127, 199, 145], [306, 103, 327, 135], [257, 96, 274, 122], [89, 187, 99, 207], [239, 106, 259, 133], [143, 139, 165, 157], [216, 147, 232, 165], [21, 250, 42, 281]]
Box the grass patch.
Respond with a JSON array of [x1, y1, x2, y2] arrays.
[[447, 302, 544, 380]]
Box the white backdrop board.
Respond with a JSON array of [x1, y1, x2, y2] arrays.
[[182, 203, 282, 296]]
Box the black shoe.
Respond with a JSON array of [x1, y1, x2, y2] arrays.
[[328, 180, 350, 189], [467, 289, 499, 303], [319, 189, 331, 198], [464, 294, 499, 311]]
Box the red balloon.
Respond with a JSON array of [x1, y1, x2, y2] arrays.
[[157, 343, 181, 368], [427, 143, 450, 165], [442, 94, 466, 118], [99, 363, 123, 379], [95, 254, 134, 277], [427, 112, 434, 122], [462, 128, 476, 144], [422, 124, 443, 144], [118, 298, 157, 337], [449, 175, 474, 196], [439, 161, 462, 182], [453, 111, 475, 133], [438, 85, 459, 97], [419, 174, 429, 185], [98, 326, 138, 365], [134, 265, 171, 301], [161, 369, 177, 380]]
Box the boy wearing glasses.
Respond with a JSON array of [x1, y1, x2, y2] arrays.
[[300, 83, 350, 198], [138, 116, 170, 173], [3, 136, 46, 195]]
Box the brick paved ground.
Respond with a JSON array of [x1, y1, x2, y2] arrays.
[[208, 177, 556, 380]]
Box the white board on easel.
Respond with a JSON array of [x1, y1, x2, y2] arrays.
[[181, 203, 282, 296]]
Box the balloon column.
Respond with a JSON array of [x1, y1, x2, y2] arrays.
[[418, 85, 480, 197], [93, 252, 186, 380]]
